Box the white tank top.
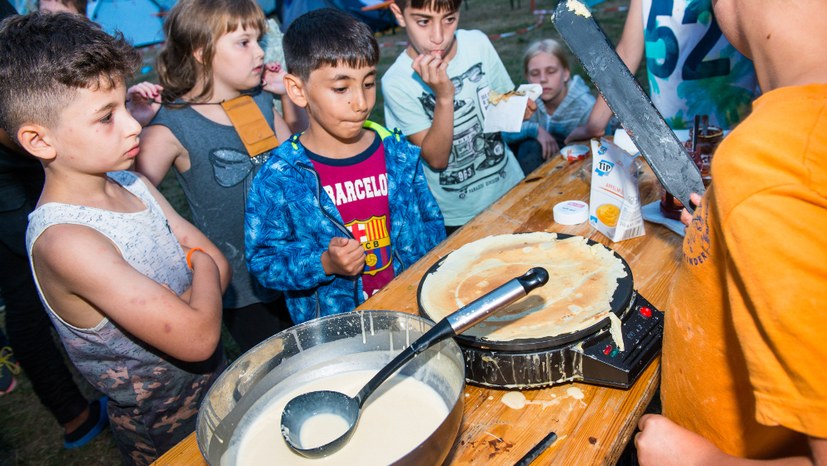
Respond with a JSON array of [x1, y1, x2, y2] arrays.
[[25, 171, 222, 461]]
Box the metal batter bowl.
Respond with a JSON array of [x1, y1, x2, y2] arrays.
[[196, 310, 465, 465]]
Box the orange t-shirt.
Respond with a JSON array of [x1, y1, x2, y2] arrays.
[[662, 84, 827, 458]]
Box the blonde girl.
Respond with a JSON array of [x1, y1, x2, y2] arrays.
[[504, 38, 595, 175], [137, 0, 299, 351]]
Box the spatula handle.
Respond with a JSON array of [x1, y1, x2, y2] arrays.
[[447, 267, 549, 334], [354, 268, 548, 407]]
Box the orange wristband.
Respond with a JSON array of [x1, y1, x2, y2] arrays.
[[186, 247, 205, 269]]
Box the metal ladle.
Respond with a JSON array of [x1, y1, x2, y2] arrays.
[[280, 267, 550, 458]]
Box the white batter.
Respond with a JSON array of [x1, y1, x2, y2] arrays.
[[567, 0, 592, 17], [501, 391, 527, 409], [298, 413, 350, 449], [228, 370, 449, 465]]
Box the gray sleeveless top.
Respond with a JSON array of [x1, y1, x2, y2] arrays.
[[149, 91, 278, 308], [26, 171, 223, 464]]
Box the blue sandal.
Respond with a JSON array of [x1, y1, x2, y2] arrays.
[[64, 396, 109, 449]]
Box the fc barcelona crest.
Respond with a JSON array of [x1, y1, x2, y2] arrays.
[[346, 215, 393, 275]]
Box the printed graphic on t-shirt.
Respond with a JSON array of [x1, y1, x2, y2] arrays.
[[643, 0, 755, 129], [417, 61, 510, 199], [322, 174, 389, 207], [209, 149, 271, 188], [309, 138, 395, 296], [683, 197, 711, 266], [346, 215, 392, 275]]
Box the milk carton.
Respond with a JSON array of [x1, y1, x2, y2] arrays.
[[589, 138, 645, 242]]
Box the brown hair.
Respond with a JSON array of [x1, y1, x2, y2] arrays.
[[0, 12, 139, 136], [393, 0, 462, 13], [156, 0, 265, 103], [523, 38, 571, 76]]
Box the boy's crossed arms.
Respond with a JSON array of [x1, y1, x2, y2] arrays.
[[30, 174, 230, 362]]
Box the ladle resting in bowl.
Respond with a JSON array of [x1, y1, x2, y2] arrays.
[[280, 267, 550, 458]]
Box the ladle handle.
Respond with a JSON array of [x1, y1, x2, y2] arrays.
[[354, 268, 548, 407]]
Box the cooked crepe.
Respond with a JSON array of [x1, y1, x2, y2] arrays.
[[420, 233, 627, 341], [488, 89, 526, 105]]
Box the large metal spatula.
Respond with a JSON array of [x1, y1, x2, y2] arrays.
[[552, 0, 705, 211]]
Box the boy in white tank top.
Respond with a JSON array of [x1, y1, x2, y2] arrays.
[[0, 13, 230, 465]]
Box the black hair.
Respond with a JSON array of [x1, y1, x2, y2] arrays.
[[0, 12, 139, 136], [283, 8, 379, 81], [393, 0, 462, 13]]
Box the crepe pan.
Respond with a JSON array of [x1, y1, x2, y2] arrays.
[[416, 234, 663, 389], [417, 234, 634, 352]]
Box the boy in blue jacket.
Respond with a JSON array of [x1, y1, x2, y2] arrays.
[[245, 8, 445, 325]]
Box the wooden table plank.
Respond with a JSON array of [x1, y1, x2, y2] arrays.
[[153, 153, 683, 465], [155, 432, 202, 466]]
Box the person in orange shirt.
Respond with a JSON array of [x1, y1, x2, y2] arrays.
[[634, 0, 827, 464]]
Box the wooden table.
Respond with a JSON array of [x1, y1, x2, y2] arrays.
[[153, 153, 684, 465]]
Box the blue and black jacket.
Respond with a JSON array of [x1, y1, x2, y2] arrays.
[[245, 121, 445, 324]]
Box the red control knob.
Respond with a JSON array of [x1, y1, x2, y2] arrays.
[[639, 306, 653, 318], [603, 345, 612, 355]]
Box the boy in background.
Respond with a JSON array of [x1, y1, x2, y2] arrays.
[[0, 13, 230, 465], [245, 8, 444, 325], [382, 0, 526, 234], [635, 0, 827, 463]]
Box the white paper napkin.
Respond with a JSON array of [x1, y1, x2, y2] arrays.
[[483, 84, 542, 133]]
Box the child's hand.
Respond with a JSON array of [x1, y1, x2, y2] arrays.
[[524, 98, 537, 121], [680, 192, 703, 226], [536, 127, 559, 160], [126, 82, 163, 127], [322, 237, 365, 277], [262, 63, 287, 95], [412, 53, 454, 100], [565, 123, 604, 145], [635, 414, 725, 465], [180, 247, 220, 304]]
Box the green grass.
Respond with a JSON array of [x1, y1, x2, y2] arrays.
[[0, 1, 633, 464]]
